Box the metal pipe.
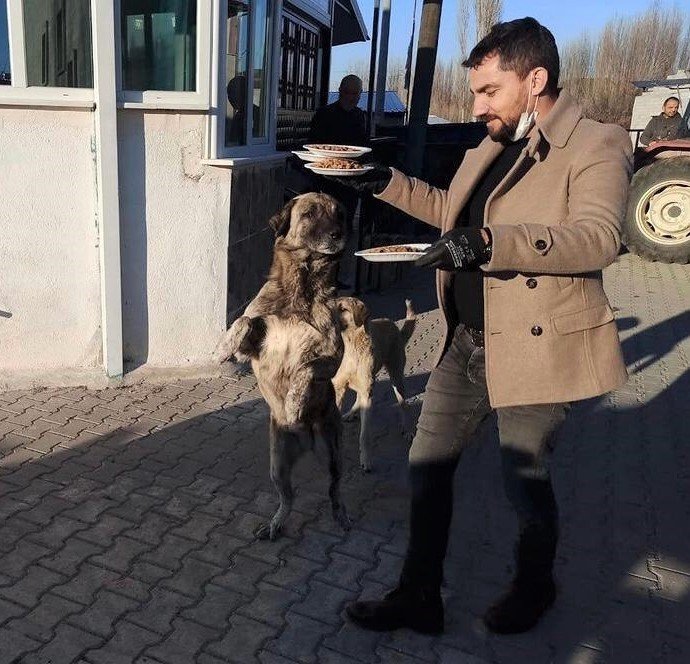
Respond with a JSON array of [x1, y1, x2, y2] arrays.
[[366, 0, 380, 137], [374, 0, 391, 130], [405, 0, 443, 176]]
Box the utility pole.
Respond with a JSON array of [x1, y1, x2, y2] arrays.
[[374, 0, 391, 130], [405, 0, 443, 176], [366, 0, 380, 137]]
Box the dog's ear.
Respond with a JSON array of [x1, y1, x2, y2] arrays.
[[351, 298, 369, 327], [268, 198, 297, 237]]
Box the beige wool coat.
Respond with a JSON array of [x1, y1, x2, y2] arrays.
[[377, 92, 633, 407]]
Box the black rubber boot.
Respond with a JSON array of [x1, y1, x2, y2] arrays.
[[483, 524, 558, 634], [346, 584, 444, 634]]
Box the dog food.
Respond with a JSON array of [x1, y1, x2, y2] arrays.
[[310, 144, 360, 152], [368, 245, 423, 253], [313, 158, 364, 170]]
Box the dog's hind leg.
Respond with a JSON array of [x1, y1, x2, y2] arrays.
[[388, 355, 411, 441], [357, 390, 373, 472], [315, 413, 351, 531], [255, 418, 301, 541]]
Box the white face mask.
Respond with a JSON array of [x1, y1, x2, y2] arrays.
[[510, 77, 540, 142]]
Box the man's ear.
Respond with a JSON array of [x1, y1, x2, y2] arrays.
[[268, 198, 297, 237]]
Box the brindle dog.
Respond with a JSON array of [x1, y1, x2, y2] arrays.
[[214, 193, 350, 540]]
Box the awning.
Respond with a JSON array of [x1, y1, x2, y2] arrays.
[[633, 78, 690, 90], [332, 0, 368, 46]]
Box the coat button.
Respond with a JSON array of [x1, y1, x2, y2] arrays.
[[531, 325, 543, 336], [534, 239, 547, 250], [526, 278, 538, 289]]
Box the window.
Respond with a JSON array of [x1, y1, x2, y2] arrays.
[[121, 0, 196, 92], [211, 0, 280, 157], [23, 0, 92, 87], [279, 13, 320, 111], [118, 0, 211, 108], [0, 2, 11, 85]]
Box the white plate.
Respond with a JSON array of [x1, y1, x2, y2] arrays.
[[291, 150, 322, 162], [303, 144, 372, 159], [355, 243, 431, 262], [304, 163, 374, 177]]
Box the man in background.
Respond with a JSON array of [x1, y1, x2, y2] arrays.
[[640, 96, 688, 146], [309, 74, 367, 146]]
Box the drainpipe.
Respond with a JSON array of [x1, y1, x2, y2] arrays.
[[91, 0, 123, 378]]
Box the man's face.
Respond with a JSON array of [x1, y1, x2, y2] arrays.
[[469, 54, 533, 144], [663, 100, 679, 117], [338, 84, 362, 111]]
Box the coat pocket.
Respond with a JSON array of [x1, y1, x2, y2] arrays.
[[552, 303, 614, 335]]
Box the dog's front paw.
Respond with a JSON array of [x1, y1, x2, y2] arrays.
[[212, 316, 254, 363], [333, 504, 352, 531], [254, 520, 283, 541]]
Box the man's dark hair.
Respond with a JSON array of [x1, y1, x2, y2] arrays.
[[663, 96, 680, 106], [463, 17, 559, 95]]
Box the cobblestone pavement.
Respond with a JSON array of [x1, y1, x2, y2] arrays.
[[1, 253, 689, 664]]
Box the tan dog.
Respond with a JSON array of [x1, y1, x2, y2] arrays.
[[214, 193, 350, 540], [333, 297, 416, 471]]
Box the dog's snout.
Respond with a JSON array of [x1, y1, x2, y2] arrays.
[[329, 231, 343, 240]]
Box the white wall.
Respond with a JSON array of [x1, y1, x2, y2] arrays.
[[117, 111, 230, 370], [0, 107, 102, 387]]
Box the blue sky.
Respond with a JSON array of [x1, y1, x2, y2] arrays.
[[331, 0, 685, 87]]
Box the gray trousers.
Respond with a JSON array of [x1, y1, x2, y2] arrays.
[[402, 325, 569, 589]]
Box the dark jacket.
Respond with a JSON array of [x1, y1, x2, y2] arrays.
[[640, 113, 689, 145], [309, 102, 367, 146]]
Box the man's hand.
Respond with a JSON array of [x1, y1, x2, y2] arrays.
[[318, 164, 393, 195], [415, 227, 491, 271]]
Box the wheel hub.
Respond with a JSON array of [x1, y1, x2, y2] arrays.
[[636, 180, 690, 245]]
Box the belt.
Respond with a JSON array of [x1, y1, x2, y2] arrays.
[[464, 326, 485, 348]]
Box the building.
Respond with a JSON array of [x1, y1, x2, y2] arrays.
[[0, 0, 366, 388]]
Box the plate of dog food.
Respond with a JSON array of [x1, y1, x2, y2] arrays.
[[303, 144, 372, 159], [291, 150, 323, 162], [304, 158, 375, 177], [355, 244, 431, 262]]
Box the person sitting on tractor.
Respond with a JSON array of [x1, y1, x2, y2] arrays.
[[639, 96, 689, 147]]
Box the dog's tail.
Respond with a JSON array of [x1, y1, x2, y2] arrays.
[[400, 299, 416, 346]]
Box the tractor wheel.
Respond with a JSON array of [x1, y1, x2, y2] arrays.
[[622, 157, 690, 263]]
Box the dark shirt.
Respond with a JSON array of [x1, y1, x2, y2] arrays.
[[640, 113, 689, 146], [453, 138, 529, 331], [309, 102, 367, 146]]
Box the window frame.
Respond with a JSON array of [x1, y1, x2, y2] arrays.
[[0, 0, 94, 106], [206, 0, 283, 160], [114, 0, 212, 110]]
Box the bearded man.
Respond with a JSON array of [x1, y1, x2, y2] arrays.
[[335, 17, 633, 635]]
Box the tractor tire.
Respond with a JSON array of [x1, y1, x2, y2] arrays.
[[622, 157, 690, 264]]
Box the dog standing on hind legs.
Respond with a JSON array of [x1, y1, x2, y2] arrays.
[[213, 193, 351, 540], [333, 297, 416, 472]]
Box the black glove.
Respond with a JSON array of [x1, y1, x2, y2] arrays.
[[415, 227, 491, 271], [318, 164, 393, 195]]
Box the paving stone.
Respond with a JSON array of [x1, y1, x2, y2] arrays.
[[127, 587, 196, 635], [205, 614, 278, 662], [7, 592, 83, 642], [159, 557, 223, 598], [89, 536, 152, 574], [75, 515, 133, 548], [264, 555, 324, 594], [22, 622, 103, 663], [237, 581, 302, 628], [213, 554, 276, 597], [83, 620, 162, 664], [145, 617, 218, 664], [182, 583, 245, 629], [68, 589, 140, 638], [0, 564, 66, 608], [39, 538, 104, 576], [191, 531, 246, 567], [52, 563, 122, 606], [0, 539, 52, 579], [265, 612, 334, 663], [139, 534, 200, 572], [0, 626, 42, 662]]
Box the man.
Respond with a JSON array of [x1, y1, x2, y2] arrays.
[[309, 75, 368, 288], [640, 96, 688, 146], [339, 17, 633, 635], [309, 74, 367, 146]]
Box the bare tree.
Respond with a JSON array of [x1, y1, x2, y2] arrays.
[[474, 0, 503, 42]]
